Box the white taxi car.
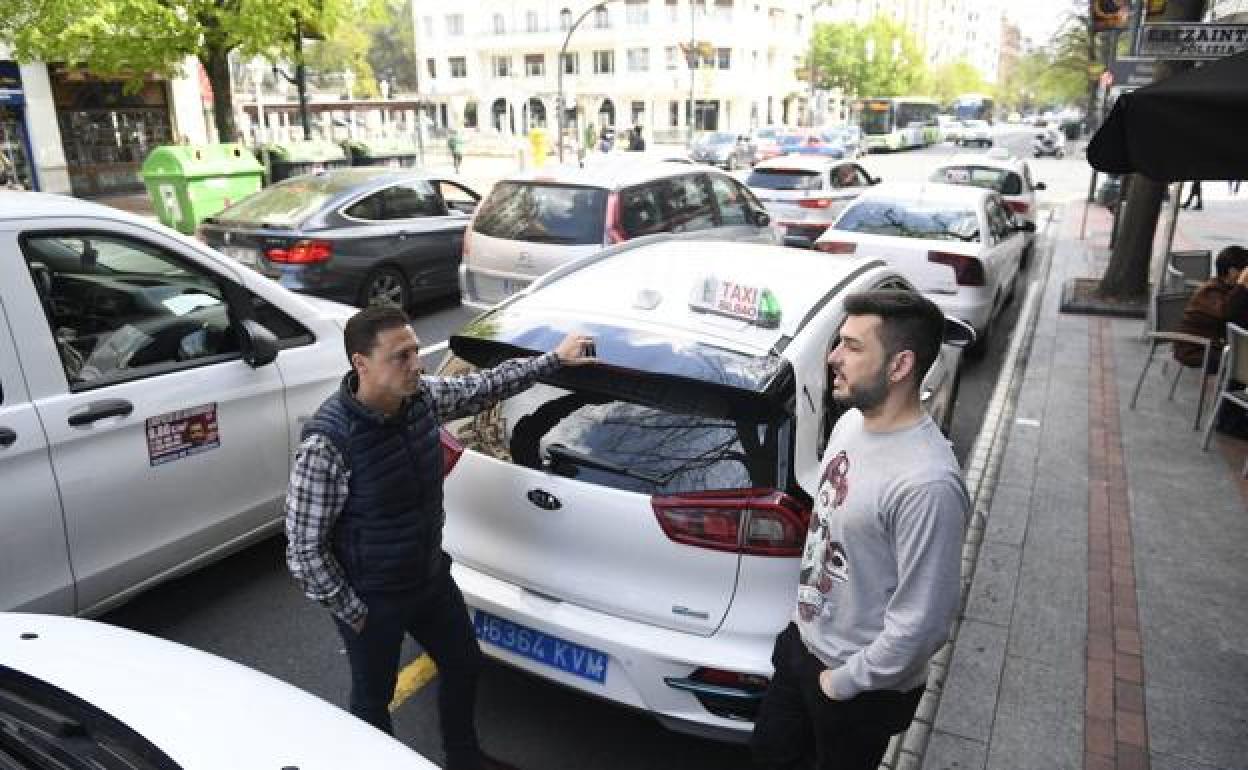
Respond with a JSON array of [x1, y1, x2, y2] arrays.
[[1, 192, 349, 616], [930, 148, 1045, 262], [0, 613, 436, 768], [813, 182, 1032, 348], [956, 119, 993, 147], [744, 155, 880, 244], [436, 237, 972, 740]]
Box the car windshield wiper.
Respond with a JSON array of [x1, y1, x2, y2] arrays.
[[545, 443, 665, 484]]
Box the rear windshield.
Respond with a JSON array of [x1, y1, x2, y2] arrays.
[[472, 182, 607, 245], [931, 166, 1022, 195], [214, 174, 361, 226], [837, 201, 980, 242], [746, 169, 824, 191], [440, 356, 792, 496]]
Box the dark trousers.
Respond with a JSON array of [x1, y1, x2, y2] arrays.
[[334, 569, 483, 767], [1182, 181, 1203, 209], [751, 624, 923, 770]]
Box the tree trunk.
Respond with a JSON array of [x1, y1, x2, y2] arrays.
[[201, 45, 237, 144], [1096, 0, 1207, 301]]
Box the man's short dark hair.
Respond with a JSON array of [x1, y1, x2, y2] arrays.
[[344, 305, 411, 365], [1215, 245, 1248, 278], [843, 290, 945, 387]]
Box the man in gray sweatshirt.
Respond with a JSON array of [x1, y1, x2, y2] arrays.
[[752, 290, 970, 770]]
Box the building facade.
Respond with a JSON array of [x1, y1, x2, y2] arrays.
[[413, 0, 809, 143]]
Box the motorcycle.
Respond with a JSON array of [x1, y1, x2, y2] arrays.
[[1032, 130, 1066, 159]]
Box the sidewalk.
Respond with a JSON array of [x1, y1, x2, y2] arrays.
[[920, 196, 1248, 770]]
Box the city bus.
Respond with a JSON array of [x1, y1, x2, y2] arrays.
[[851, 97, 941, 152], [952, 93, 995, 123]]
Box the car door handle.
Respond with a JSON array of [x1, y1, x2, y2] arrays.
[[527, 488, 562, 511], [0, 427, 16, 448], [67, 399, 134, 427]]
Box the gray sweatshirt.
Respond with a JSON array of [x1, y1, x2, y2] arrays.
[[796, 409, 970, 700]]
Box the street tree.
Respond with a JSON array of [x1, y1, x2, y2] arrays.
[[304, 17, 380, 98], [365, 0, 419, 94], [808, 16, 926, 99], [926, 59, 988, 107], [0, 0, 376, 143], [1098, 0, 1207, 301]]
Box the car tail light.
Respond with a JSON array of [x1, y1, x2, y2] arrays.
[[1004, 200, 1030, 215], [798, 197, 834, 209], [604, 192, 626, 245], [439, 427, 464, 477], [813, 240, 857, 254], [651, 488, 809, 557], [690, 668, 770, 692], [266, 239, 333, 264], [928, 251, 986, 286]]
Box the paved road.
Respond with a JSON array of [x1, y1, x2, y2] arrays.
[[103, 124, 1089, 769]]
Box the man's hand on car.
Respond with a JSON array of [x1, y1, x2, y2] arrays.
[[553, 333, 599, 366]]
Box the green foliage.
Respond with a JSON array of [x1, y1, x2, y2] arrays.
[[994, 13, 1090, 111], [924, 59, 988, 106], [365, 0, 419, 93], [305, 17, 380, 98], [808, 16, 927, 98]]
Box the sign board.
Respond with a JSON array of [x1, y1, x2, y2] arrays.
[[0, 61, 24, 106], [1134, 22, 1248, 60], [1109, 59, 1157, 88]]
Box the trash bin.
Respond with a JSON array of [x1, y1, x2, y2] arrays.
[[141, 144, 264, 235], [528, 129, 548, 169], [344, 137, 422, 168], [262, 140, 350, 183]]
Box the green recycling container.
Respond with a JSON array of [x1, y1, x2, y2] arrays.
[[261, 140, 350, 182], [344, 137, 422, 168], [141, 144, 264, 235]]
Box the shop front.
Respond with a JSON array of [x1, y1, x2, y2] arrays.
[[0, 60, 37, 190]]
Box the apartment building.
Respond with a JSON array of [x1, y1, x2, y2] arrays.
[[413, 0, 808, 141]]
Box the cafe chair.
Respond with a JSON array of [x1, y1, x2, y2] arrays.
[[1165, 249, 1213, 292], [1130, 291, 1212, 430], [1201, 323, 1248, 477]]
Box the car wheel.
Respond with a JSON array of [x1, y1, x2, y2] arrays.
[[360, 266, 410, 310]]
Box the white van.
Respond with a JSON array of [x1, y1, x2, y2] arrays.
[[459, 163, 780, 307], [0, 192, 350, 616]]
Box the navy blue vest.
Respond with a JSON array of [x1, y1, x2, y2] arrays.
[[302, 373, 446, 595]]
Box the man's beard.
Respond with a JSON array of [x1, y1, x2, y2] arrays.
[[831, 364, 890, 413]]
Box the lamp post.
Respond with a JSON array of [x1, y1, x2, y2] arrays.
[[557, 2, 610, 163], [688, 0, 697, 144]]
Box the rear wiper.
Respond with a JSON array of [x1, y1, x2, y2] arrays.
[[519, 233, 580, 244], [545, 443, 665, 484]]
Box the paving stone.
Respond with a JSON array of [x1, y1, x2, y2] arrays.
[[964, 542, 1021, 627], [932, 620, 1008, 743], [1149, 751, 1236, 770], [983, 482, 1032, 547], [982, 656, 1084, 770], [1147, 684, 1248, 770], [920, 731, 988, 770]]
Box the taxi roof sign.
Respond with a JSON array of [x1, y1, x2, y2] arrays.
[[689, 276, 782, 328]]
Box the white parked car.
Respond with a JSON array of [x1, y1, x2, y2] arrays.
[[956, 120, 993, 147], [0, 613, 436, 768], [1, 192, 350, 616], [460, 163, 779, 307], [930, 148, 1045, 263], [436, 237, 972, 740], [813, 182, 1033, 346], [744, 155, 880, 244]]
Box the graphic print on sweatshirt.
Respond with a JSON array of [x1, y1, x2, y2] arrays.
[[798, 450, 851, 622]]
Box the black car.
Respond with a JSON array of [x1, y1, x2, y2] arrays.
[[199, 168, 481, 311]]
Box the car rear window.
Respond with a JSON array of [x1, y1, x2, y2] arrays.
[[837, 201, 980, 242], [440, 356, 792, 496], [472, 182, 607, 245], [214, 175, 361, 226], [746, 169, 824, 191], [931, 166, 1022, 195]]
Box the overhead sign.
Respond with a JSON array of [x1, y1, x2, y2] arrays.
[[1109, 59, 1157, 88], [1135, 22, 1248, 60]]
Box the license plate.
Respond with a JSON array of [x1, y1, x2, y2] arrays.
[[473, 610, 608, 684], [222, 246, 259, 266]]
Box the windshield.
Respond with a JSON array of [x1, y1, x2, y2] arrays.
[[931, 166, 1022, 195], [746, 168, 824, 191], [836, 201, 980, 242], [471, 182, 607, 245], [700, 132, 736, 145], [857, 103, 894, 135], [214, 174, 364, 226]]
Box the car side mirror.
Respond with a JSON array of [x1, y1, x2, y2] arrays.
[[942, 316, 976, 348], [784, 234, 813, 249], [751, 209, 772, 227], [238, 319, 279, 367], [1016, 220, 1037, 233], [1033, 182, 1047, 191]]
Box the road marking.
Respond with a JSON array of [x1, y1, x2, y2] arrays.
[[389, 654, 438, 712]]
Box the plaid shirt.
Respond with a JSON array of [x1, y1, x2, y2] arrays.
[[284, 352, 562, 625]]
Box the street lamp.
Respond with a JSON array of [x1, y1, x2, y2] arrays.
[[557, 1, 612, 163]]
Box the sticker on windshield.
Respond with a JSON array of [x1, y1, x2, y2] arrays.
[[146, 403, 220, 467]]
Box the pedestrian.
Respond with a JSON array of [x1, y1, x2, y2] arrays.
[[751, 290, 970, 770], [285, 305, 596, 770], [1181, 179, 1203, 210], [447, 129, 465, 174], [628, 124, 646, 152]]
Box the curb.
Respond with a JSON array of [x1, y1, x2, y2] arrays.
[[881, 205, 1060, 770]]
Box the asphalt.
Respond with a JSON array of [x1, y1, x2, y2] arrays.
[[910, 192, 1248, 770]]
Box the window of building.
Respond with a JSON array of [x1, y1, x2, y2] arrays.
[[626, 0, 649, 24], [667, 0, 680, 21], [493, 13, 506, 34], [713, 0, 732, 21], [594, 5, 610, 28], [561, 52, 580, 74], [426, 58, 437, 79], [525, 54, 545, 77], [526, 10, 540, 32], [560, 8, 572, 30], [492, 56, 512, 78], [450, 57, 467, 78], [627, 47, 650, 72], [446, 13, 464, 35], [665, 46, 679, 70], [422, 16, 433, 37], [716, 48, 731, 69], [464, 102, 478, 128], [670, 100, 680, 127], [631, 101, 645, 125], [593, 50, 614, 74]]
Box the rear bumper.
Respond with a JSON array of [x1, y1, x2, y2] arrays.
[[451, 561, 774, 741], [929, 291, 994, 336]]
